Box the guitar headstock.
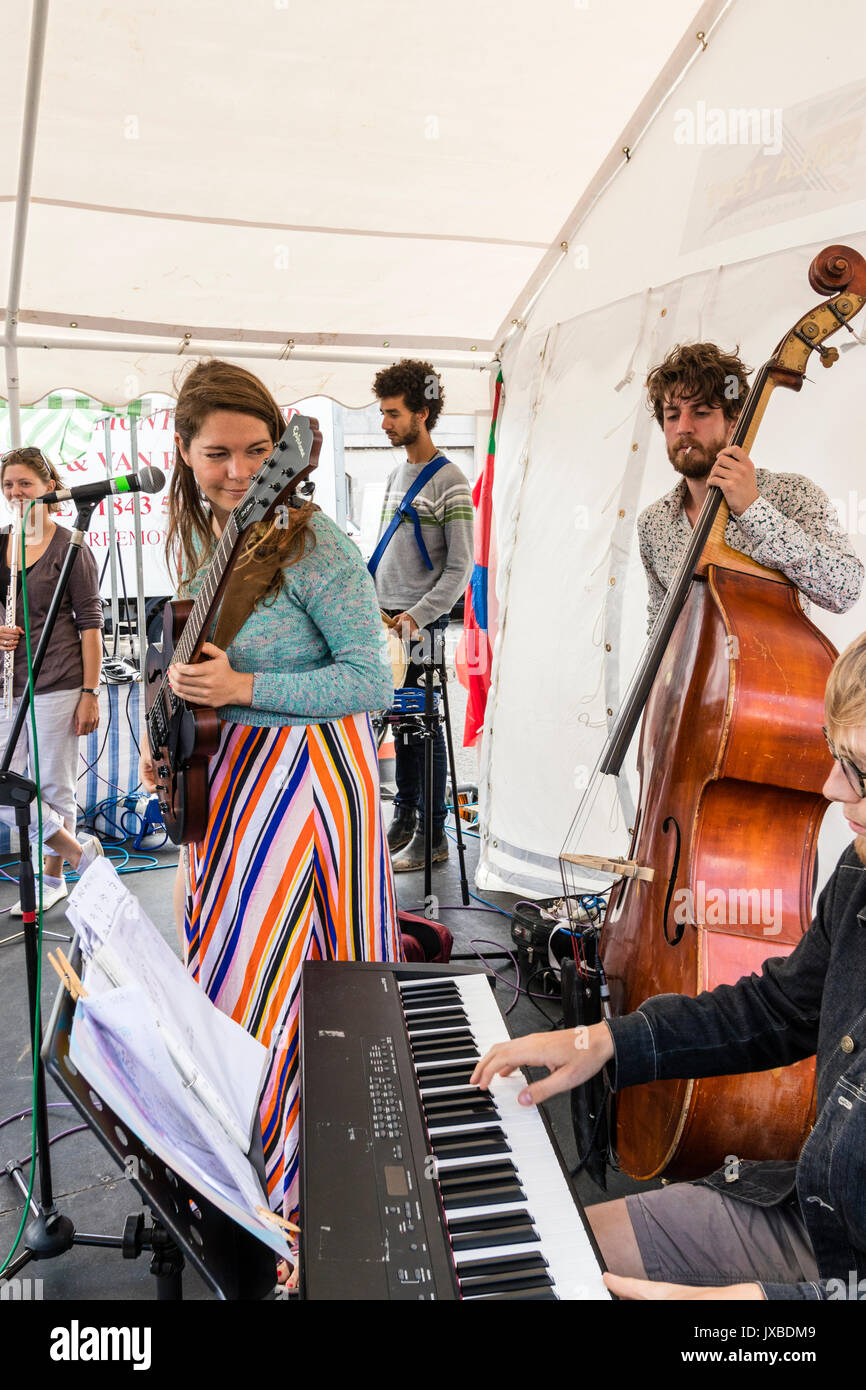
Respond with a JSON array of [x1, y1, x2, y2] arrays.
[[233, 414, 323, 530]]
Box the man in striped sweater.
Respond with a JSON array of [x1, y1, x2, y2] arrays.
[[372, 359, 474, 873]]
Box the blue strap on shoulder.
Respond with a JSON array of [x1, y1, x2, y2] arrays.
[[367, 456, 447, 576]]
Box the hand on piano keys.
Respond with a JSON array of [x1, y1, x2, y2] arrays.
[[403, 974, 611, 1299], [470, 1022, 615, 1107]]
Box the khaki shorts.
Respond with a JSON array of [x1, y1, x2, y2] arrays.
[[625, 1183, 819, 1288]]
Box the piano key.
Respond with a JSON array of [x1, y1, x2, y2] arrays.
[[439, 1185, 526, 1212], [405, 1011, 470, 1028], [433, 1149, 516, 1170], [443, 1201, 532, 1221], [459, 1269, 554, 1294], [436, 1162, 516, 1191], [431, 1133, 511, 1160], [450, 1221, 540, 1252], [422, 1092, 496, 1114], [408, 1025, 474, 1039], [413, 1053, 482, 1071], [462, 1288, 559, 1301], [418, 1083, 480, 1098], [453, 1251, 550, 1277], [445, 1209, 535, 1236], [414, 1066, 478, 1087], [427, 1115, 503, 1135], [403, 1003, 468, 1018]]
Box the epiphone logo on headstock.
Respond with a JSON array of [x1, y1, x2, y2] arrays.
[[292, 423, 306, 460]]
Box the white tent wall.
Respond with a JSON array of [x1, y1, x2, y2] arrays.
[[477, 0, 866, 898]]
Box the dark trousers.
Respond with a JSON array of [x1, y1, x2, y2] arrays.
[[385, 614, 448, 834]]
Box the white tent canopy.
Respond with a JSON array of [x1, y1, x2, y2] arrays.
[[2, 0, 714, 413]]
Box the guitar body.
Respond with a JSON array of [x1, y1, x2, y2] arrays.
[[145, 599, 221, 845]]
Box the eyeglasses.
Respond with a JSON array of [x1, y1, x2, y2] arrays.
[[823, 726, 866, 799], [0, 447, 45, 465]]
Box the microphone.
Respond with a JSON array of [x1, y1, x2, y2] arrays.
[[33, 466, 167, 505]]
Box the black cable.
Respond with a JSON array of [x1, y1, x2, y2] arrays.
[[124, 679, 140, 755], [569, 1083, 612, 1178], [77, 678, 113, 784], [522, 965, 562, 1028]]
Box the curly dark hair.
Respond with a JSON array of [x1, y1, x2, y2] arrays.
[[646, 342, 750, 426], [372, 359, 445, 431]]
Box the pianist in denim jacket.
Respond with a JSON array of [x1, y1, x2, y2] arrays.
[[472, 631, 866, 1301]]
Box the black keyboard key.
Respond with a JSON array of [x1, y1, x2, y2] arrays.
[[451, 1221, 539, 1251], [437, 1162, 515, 1191], [422, 1092, 493, 1114], [463, 1288, 559, 1300], [446, 1209, 534, 1236], [441, 1183, 526, 1210], [432, 1132, 510, 1159], [460, 1272, 555, 1296], [426, 1109, 501, 1130], [454, 1252, 549, 1277]]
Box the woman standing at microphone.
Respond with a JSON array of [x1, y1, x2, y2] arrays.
[[0, 447, 104, 911], [140, 360, 401, 1226]]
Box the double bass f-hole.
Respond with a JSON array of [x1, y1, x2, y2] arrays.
[[661, 815, 684, 946]]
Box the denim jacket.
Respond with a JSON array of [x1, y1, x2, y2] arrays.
[[607, 844, 866, 1300]]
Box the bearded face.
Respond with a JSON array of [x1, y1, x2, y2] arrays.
[[662, 396, 733, 480]]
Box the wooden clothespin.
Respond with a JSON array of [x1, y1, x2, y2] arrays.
[[46, 949, 88, 1002], [255, 1205, 301, 1237]]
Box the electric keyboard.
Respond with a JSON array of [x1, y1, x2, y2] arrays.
[[299, 961, 609, 1300]]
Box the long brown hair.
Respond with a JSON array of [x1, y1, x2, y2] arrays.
[[166, 359, 316, 600], [1, 447, 64, 515]]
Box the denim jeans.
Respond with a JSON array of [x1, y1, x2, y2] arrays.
[[607, 844, 866, 1300]]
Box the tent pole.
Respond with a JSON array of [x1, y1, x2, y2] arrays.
[[103, 419, 120, 651], [4, 0, 50, 442], [13, 334, 494, 373], [129, 415, 148, 672]]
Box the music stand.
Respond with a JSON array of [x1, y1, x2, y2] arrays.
[[34, 941, 277, 1300]]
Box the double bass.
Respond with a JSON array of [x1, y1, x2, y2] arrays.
[[562, 245, 866, 1180]]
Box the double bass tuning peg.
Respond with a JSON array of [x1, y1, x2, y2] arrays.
[[818, 345, 839, 368]]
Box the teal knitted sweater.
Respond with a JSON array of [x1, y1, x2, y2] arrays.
[[184, 510, 393, 728]]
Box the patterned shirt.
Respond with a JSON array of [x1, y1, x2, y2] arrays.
[[373, 454, 474, 630], [637, 469, 864, 633]]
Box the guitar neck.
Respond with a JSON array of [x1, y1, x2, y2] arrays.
[[173, 515, 243, 666]]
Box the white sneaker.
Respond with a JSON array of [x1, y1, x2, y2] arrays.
[[9, 879, 69, 916], [77, 835, 104, 875]]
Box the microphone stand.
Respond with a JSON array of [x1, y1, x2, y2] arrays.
[[1, 499, 116, 1271], [418, 629, 470, 908]]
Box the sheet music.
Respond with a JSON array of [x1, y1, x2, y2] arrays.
[[72, 859, 267, 1148], [64, 859, 287, 1259], [69, 987, 288, 1258]]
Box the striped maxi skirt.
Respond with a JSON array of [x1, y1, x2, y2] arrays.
[[185, 712, 401, 1221]]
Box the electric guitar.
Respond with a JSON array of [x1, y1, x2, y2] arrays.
[[145, 414, 322, 844]]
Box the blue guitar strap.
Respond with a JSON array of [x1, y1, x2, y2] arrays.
[[367, 455, 447, 576]]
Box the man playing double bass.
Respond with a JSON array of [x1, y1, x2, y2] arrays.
[[473, 633, 866, 1300], [638, 342, 863, 631]]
